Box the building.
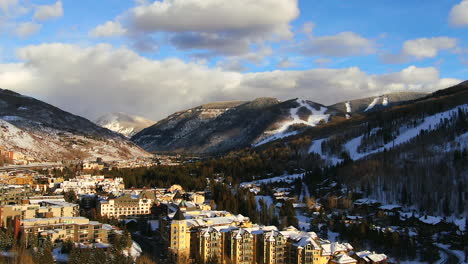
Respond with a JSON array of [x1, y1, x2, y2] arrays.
[[56, 175, 124, 195], [351, 251, 388, 264], [20, 216, 109, 244], [98, 190, 155, 218], [0, 199, 78, 227], [0, 186, 35, 205], [162, 208, 373, 264]]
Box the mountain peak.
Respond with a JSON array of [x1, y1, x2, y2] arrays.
[[94, 112, 155, 138]]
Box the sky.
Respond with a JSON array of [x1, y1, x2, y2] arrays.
[[0, 0, 467, 121]]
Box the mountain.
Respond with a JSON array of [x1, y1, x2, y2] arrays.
[[328, 91, 427, 115], [94, 112, 155, 138], [132, 98, 343, 154], [0, 88, 151, 161], [254, 81, 468, 216]]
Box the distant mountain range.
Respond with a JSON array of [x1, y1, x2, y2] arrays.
[[0, 88, 150, 161], [130, 91, 429, 154], [94, 112, 155, 138]]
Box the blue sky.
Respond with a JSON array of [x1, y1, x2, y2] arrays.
[[0, 0, 467, 119]]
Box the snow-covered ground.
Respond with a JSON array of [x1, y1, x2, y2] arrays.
[[240, 173, 304, 187], [149, 220, 159, 231], [52, 247, 69, 263], [296, 211, 310, 231], [345, 104, 468, 160], [123, 241, 142, 259], [345, 102, 352, 113], [364, 97, 381, 112], [299, 182, 310, 201], [254, 99, 329, 146], [434, 243, 466, 263], [308, 138, 343, 165], [255, 195, 274, 208], [382, 96, 389, 106]]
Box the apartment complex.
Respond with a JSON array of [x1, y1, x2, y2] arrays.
[[0, 195, 113, 245], [162, 209, 374, 264], [20, 216, 109, 243], [0, 199, 78, 227], [0, 186, 35, 205], [98, 190, 155, 218]]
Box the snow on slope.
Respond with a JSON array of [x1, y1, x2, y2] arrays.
[[345, 104, 468, 160], [308, 138, 343, 165], [94, 112, 155, 138], [382, 96, 389, 106], [0, 118, 150, 161], [364, 97, 381, 112], [254, 100, 330, 146], [240, 173, 304, 187], [345, 102, 352, 113]]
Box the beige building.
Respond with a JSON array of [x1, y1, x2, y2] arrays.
[[98, 191, 155, 218], [0, 200, 78, 227], [20, 216, 109, 243], [163, 209, 365, 264]]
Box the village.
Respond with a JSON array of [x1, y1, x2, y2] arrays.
[[0, 148, 465, 263], [0, 158, 395, 264]]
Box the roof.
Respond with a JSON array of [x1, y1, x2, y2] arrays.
[[355, 251, 387, 262], [173, 209, 185, 221], [331, 253, 357, 264], [173, 191, 184, 200]]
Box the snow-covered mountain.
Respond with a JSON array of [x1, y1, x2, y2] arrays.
[[0, 88, 150, 161], [328, 92, 427, 115], [260, 80, 468, 216], [253, 99, 332, 146], [132, 98, 342, 154], [94, 112, 155, 138]]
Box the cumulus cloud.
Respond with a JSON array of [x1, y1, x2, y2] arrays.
[[0, 0, 17, 12], [450, 0, 468, 26], [0, 43, 461, 121], [33, 1, 63, 22], [103, 0, 299, 55], [403, 37, 457, 58], [383, 37, 458, 63], [90, 21, 127, 37], [301, 22, 315, 35], [14, 22, 42, 37], [299, 32, 375, 57]]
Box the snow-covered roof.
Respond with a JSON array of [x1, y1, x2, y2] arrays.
[[331, 253, 357, 264]]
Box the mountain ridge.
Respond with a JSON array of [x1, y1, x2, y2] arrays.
[[0, 88, 151, 161]]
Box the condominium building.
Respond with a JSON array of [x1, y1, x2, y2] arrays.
[[0, 200, 78, 227], [162, 209, 374, 264], [98, 190, 155, 218], [19, 216, 109, 243]]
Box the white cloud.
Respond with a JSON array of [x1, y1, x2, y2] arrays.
[[14, 22, 42, 37], [115, 0, 299, 55], [0, 0, 17, 12], [299, 32, 375, 57], [383, 37, 458, 64], [450, 0, 468, 27], [128, 0, 298, 35], [301, 22, 315, 35], [90, 21, 127, 37], [0, 43, 461, 120], [33, 1, 63, 22], [402, 37, 457, 59]]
